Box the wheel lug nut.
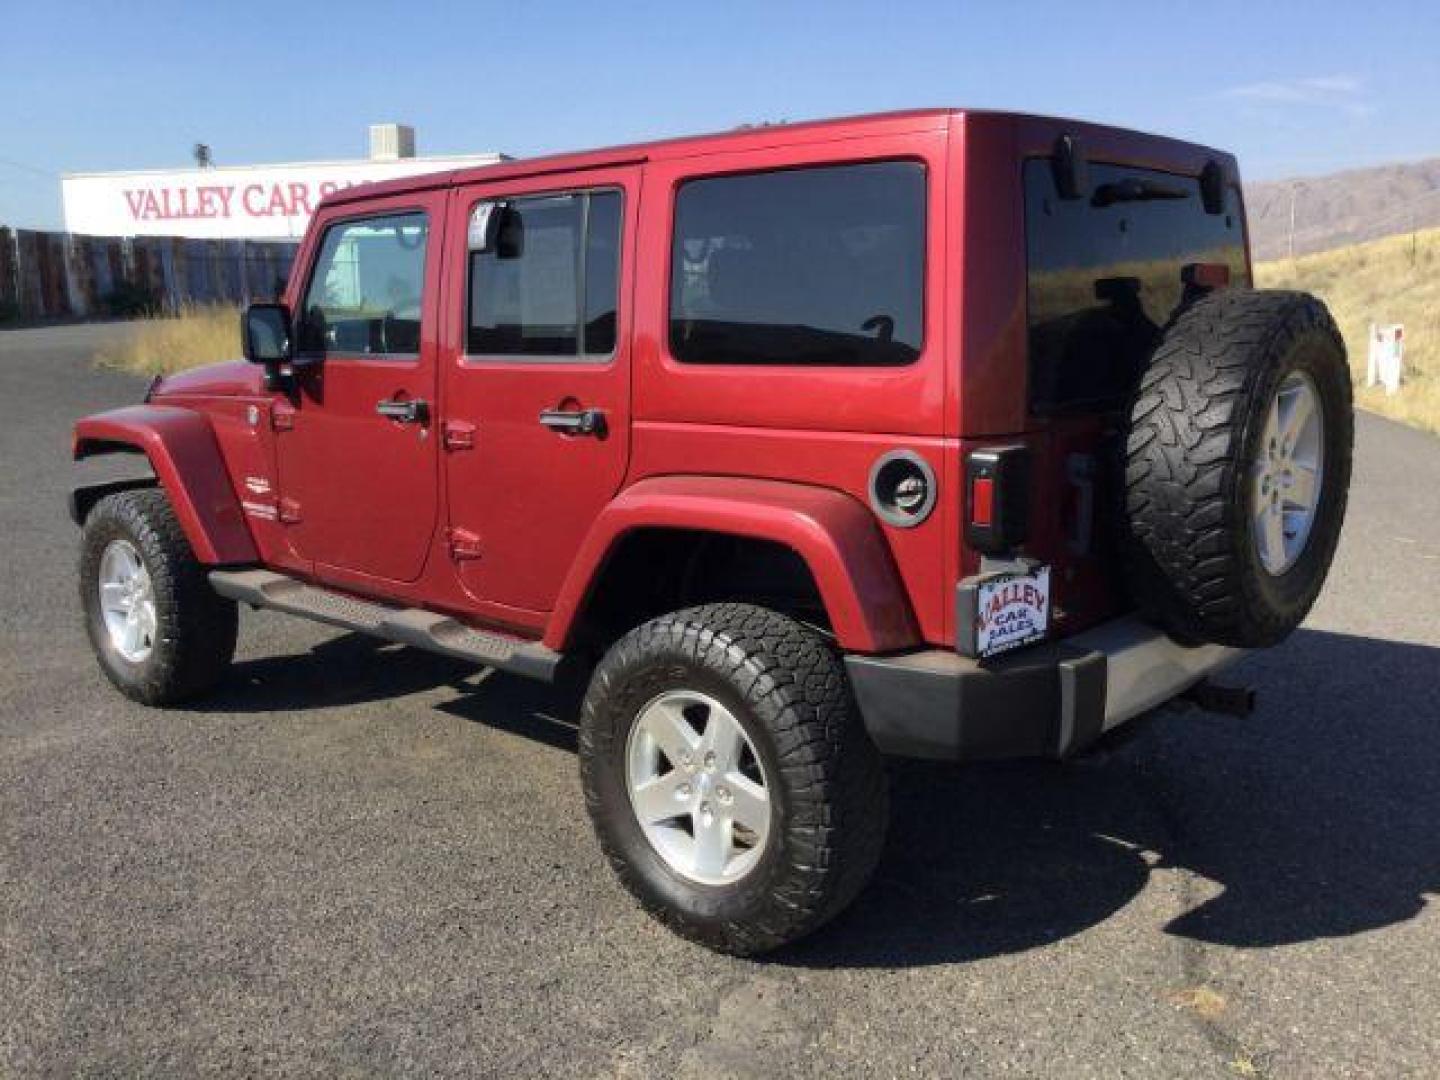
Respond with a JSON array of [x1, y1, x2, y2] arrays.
[[718, 786, 732, 803], [703, 751, 716, 771], [677, 783, 692, 798]]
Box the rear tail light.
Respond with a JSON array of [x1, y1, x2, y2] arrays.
[[1182, 262, 1231, 290], [965, 446, 1030, 555], [970, 475, 995, 527]]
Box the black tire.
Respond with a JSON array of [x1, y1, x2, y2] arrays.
[[1123, 289, 1353, 647], [79, 488, 238, 705], [579, 603, 887, 955]]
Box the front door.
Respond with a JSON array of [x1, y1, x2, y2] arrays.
[[441, 168, 638, 617], [276, 194, 445, 585]]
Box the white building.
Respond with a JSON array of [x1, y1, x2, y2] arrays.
[[61, 125, 506, 241]]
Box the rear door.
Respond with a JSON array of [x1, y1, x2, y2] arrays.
[[1020, 158, 1250, 629], [275, 193, 445, 585], [440, 167, 638, 615]]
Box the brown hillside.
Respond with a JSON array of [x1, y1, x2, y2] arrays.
[[1245, 158, 1440, 260]]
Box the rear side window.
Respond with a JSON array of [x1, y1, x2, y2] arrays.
[[297, 213, 428, 359], [670, 161, 925, 366], [1025, 160, 1249, 413], [467, 190, 621, 358]]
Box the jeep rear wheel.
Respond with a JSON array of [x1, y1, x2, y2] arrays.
[[80, 488, 238, 705], [578, 603, 887, 955], [1123, 289, 1353, 647]]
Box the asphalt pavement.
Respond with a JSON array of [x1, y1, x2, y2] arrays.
[[2, 322, 1437, 1077]]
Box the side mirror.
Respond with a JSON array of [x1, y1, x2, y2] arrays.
[[242, 302, 292, 365], [468, 201, 504, 253], [469, 201, 524, 258]]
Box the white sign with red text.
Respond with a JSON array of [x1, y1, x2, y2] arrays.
[[1367, 323, 1404, 395], [975, 566, 1051, 658], [62, 154, 503, 240]]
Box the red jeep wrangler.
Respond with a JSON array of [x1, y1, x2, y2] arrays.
[[72, 110, 1352, 954]]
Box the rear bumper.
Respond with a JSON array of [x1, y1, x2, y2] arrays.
[[845, 616, 1242, 761]]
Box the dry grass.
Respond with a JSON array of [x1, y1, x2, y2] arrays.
[[1256, 227, 1440, 435], [1228, 1050, 1267, 1078], [1167, 985, 1229, 1021], [96, 303, 242, 377]]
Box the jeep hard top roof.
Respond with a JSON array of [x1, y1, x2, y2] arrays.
[[320, 108, 1239, 211]]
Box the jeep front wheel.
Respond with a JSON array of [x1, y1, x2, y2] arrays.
[[80, 488, 238, 705], [578, 603, 887, 955]]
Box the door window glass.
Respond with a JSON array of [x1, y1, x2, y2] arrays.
[[467, 190, 622, 359], [297, 213, 428, 359]]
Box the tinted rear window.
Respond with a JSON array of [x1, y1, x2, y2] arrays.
[[670, 161, 925, 366], [1025, 160, 1248, 413]]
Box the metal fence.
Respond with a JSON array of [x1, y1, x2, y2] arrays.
[[0, 227, 297, 322]]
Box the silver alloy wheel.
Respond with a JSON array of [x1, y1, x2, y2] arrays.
[[99, 539, 158, 663], [1252, 371, 1325, 576], [625, 690, 772, 886]]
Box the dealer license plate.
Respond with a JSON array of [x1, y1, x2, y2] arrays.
[[974, 566, 1051, 658]]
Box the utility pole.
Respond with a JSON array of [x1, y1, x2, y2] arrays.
[[1288, 181, 1299, 263]]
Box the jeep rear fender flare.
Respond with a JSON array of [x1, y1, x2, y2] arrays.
[[72, 405, 258, 565], [545, 476, 920, 654]]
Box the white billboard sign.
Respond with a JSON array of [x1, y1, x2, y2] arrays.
[[61, 154, 504, 241]]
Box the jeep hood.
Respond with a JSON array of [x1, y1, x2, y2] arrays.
[[149, 360, 263, 399]]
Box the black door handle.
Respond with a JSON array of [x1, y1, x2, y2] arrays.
[[539, 407, 606, 437], [376, 397, 429, 424]]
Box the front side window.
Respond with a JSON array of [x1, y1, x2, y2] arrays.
[[670, 161, 925, 366], [467, 190, 621, 358], [297, 213, 428, 358]]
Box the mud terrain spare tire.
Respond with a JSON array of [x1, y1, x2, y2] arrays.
[[1123, 290, 1352, 648]]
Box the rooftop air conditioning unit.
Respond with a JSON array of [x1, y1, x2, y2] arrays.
[[369, 123, 416, 161]]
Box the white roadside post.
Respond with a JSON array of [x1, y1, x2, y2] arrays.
[[1367, 323, 1405, 395]]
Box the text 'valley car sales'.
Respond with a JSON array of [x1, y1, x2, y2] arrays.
[[61, 126, 505, 241], [119, 179, 359, 225]]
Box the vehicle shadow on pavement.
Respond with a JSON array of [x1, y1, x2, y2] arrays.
[[779, 627, 1440, 969], [436, 669, 582, 754], [197, 625, 1438, 970], [203, 628, 586, 751], [192, 633, 478, 714]]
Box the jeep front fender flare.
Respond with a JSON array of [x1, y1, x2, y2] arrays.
[[545, 476, 919, 654], [72, 405, 258, 565]]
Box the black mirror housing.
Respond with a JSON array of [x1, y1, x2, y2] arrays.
[[242, 303, 293, 366], [467, 201, 504, 253], [1052, 133, 1089, 201]]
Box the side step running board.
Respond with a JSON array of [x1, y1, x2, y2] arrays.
[[209, 569, 562, 683]]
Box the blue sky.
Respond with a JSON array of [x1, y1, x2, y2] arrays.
[[2, 0, 1437, 229]]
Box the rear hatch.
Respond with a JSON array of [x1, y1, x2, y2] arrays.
[[960, 143, 1250, 653]]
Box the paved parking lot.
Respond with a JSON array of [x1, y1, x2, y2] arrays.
[[2, 322, 1438, 1077]]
